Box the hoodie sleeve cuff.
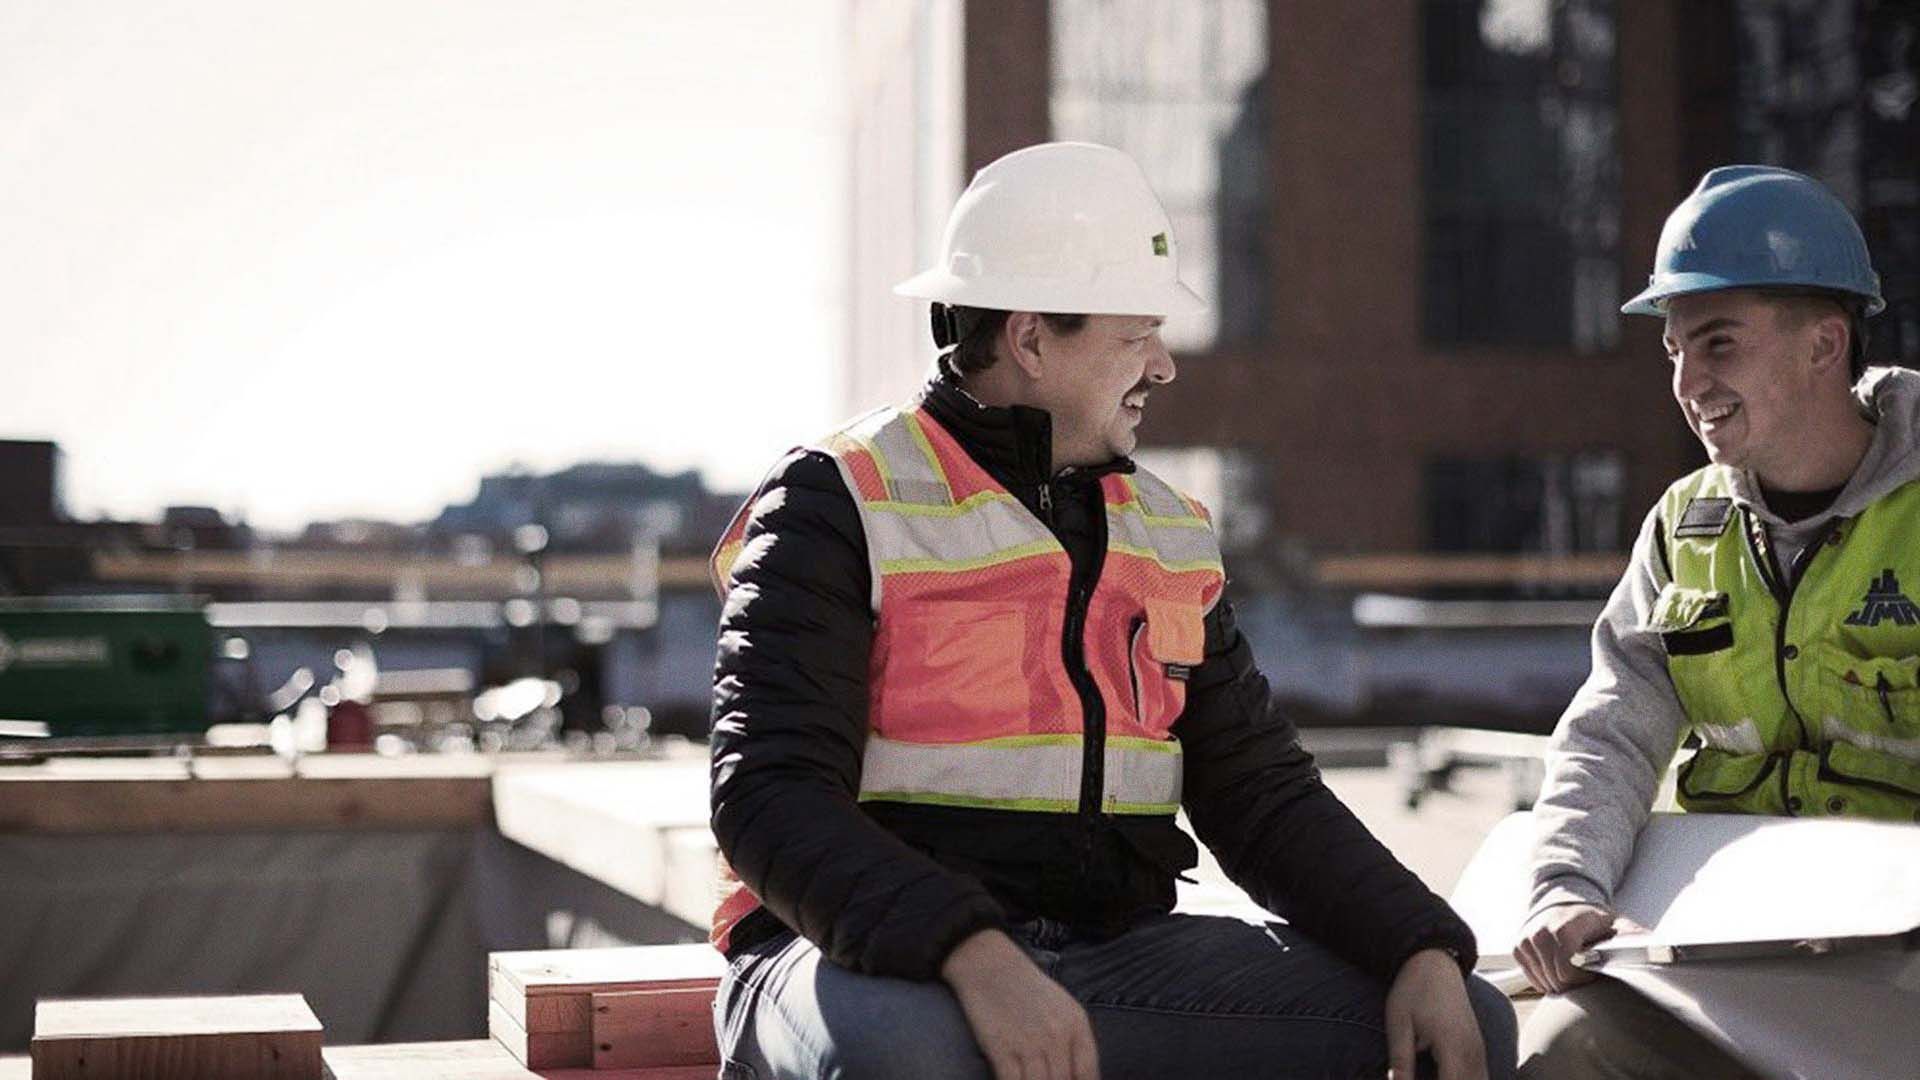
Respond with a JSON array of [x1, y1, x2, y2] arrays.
[[1527, 877, 1611, 926]]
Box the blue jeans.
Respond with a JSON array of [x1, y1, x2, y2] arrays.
[[714, 914, 1518, 1079]]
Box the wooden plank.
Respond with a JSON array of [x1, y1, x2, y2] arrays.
[[1315, 551, 1629, 590], [0, 774, 493, 832], [491, 944, 724, 1005], [32, 994, 321, 1079], [322, 1039, 538, 1079], [490, 762, 714, 927], [590, 989, 718, 1070], [537, 1060, 718, 1068]]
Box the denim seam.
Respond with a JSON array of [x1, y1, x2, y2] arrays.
[[1083, 998, 1386, 1034], [723, 971, 835, 1076]]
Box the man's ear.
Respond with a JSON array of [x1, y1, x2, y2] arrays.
[[1807, 311, 1850, 377], [1003, 311, 1046, 380]]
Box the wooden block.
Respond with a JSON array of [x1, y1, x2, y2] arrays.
[[537, 1060, 718, 1068], [321, 1040, 538, 1079], [488, 946, 723, 1070], [32, 994, 322, 1079], [590, 988, 718, 1069], [489, 995, 587, 1070]]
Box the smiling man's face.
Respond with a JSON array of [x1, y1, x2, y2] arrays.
[[1664, 290, 1833, 485], [1031, 314, 1174, 469]]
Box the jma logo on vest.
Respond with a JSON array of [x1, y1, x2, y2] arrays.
[[1844, 570, 1920, 627]]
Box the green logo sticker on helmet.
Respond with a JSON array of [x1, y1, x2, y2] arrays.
[[1151, 232, 1168, 257]]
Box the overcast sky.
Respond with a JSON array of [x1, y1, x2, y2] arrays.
[[1, 1, 846, 530]]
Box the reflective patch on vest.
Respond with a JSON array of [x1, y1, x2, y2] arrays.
[[1673, 496, 1735, 538], [1826, 725, 1920, 765], [1692, 717, 1767, 756], [1843, 569, 1920, 627]]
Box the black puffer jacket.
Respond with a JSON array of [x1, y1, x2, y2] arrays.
[[710, 374, 1476, 982]]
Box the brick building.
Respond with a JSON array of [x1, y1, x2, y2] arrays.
[[848, 1, 1919, 584]]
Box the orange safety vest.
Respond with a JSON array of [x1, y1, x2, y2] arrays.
[[707, 403, 1226, 951]]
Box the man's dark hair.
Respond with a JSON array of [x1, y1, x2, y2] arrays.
[[940, 306, 1089, 377]]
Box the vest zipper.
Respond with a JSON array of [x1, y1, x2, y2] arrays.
[[1741, 509, 1839, 750], [1038, 483, 1053, 523]]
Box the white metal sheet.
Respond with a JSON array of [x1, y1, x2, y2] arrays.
[[1451, 811, 1920, 959]]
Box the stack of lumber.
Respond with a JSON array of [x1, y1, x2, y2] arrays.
[[489, 944, 726, 1078]]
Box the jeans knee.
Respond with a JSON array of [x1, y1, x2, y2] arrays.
[[821, 1031, 991, 1080]]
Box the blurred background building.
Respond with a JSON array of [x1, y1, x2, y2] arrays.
[[850, 0, 1917, 569], [3, 0, 1916, 741]]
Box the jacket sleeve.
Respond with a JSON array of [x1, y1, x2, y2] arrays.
[[1177, 598, 1478, 980], [709, 449, 1005, 979], [1527, 505, 1689, 921]]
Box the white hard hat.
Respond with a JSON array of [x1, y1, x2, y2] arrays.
[[894, 142, 1206, 318]]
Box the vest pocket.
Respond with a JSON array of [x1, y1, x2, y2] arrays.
[[874, 602, 1033, 741], [1811, 643, 1920, 746], [1676, 748, 1784, 812], [1647, 584, 1734, 656], [1128, 599, 1204, 733], [1820, 739, 1920, 802], [1650, 584, 1740, 731]]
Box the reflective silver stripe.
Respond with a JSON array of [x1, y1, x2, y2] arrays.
[[1109, 471, 1224, 572], [866, 494, 1057, 570], [865, 411, 950, 505], [1107, 508, 1222, 569], [1126, 471, 1196, 521], [1693, 718, 1767, 755], [1824, 722, 1920, 764], [859, 735, 1183, 814], [828, 408, 964, 611]]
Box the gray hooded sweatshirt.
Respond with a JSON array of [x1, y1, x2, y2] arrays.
[[1529, 366, 1920, 919]]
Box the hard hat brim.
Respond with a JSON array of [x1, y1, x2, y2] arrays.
[[893, 269, 1207, 319], [1623, 271, 1888, 317]]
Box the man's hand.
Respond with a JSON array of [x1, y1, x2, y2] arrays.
[[941, 928, 1098, 1080], [1384, 947, 1487, 1080], [1514, 903, 1620, 995]]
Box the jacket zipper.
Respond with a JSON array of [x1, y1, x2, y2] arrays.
[[1039, 474, 1108, 850]]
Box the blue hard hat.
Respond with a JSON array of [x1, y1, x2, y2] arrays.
[[1622, 165, 1884, 317]]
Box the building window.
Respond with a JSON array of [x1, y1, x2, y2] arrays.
[[1424, 452, 1623, 554], [1421, 0, 1620, 352], [1049, 0, 1270, 351], [1732, 0, 1920, 368]]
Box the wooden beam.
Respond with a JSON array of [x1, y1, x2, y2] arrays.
[[0, 756, 497, 833], [1315, 552, 1629, 590], [32, 995, 321, 1080]]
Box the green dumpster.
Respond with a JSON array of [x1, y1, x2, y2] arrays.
[[0, 600, 211, 737]]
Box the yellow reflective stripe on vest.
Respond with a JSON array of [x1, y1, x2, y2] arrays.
[[859, 734, 1183, 815]]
